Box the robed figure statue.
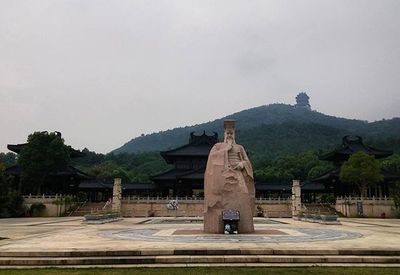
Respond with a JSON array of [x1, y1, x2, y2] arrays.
[[203, 119, 255, 233]]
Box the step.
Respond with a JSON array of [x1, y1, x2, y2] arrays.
[[1, 255, 400, 266], [1, 249, 400, 257]]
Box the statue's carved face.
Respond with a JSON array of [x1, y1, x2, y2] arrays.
[[224, 129, 235, 143]]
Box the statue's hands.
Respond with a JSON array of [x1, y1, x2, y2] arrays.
[[233, 162, 244, 170]]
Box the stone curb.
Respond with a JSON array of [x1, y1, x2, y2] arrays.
[[0, 255, 400, 266], [2, 263, 400, 269], [1, 249, 400, 257]]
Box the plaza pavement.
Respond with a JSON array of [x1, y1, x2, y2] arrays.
[[0, 217, 399, 266]]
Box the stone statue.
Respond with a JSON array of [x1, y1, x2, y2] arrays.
[[203, 119, 255, 233]]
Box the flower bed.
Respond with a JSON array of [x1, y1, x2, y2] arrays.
[[84, 212, 122, 224], [295, 212, 340, 225]]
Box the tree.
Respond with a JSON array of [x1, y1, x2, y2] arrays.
[[0, 152, 17, 167], [381, 154, 400, 208], [0, 163, 25, 218], [307, 163, 333, 180], [18, 132, 71, 194], [254, 151, 332, 182], [340, 151, 383, 197]]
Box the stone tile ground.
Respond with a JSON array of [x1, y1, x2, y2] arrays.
[[0, 217, 399, 252], [0, 217, 400, 266]]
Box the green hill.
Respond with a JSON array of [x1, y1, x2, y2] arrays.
[[73, 104, 400, 183], [113, 104, 400, 156]]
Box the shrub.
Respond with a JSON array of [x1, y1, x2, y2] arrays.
[[75, 192, 87, 202], [394, 209, 400, 219], [320, 194, 336, 204], [256, 205, 264, 217], [30, 202, 46, 217]]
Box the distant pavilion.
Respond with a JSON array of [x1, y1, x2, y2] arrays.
[[295, 92, 311, 110]]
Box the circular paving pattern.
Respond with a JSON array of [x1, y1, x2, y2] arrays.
[[144, 218, 283, 225], [100, 227, 362, 243]]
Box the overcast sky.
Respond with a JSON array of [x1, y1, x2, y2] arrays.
[[1, 0, 399, 154]]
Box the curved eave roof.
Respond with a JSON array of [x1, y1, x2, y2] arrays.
[[161, 145, 212, 163], [151, 169, 183, 181], [52, 166, 92, 179], [319, 136, 393, 162], [319, 149, 392, 162], [255, 182, 325, 191], [7, 144, 85, 158], [79, 180, 155, 190], [160, 133, 217, 163], [312, 167, 400, 183], [5, 164, 92, 179], [311, 167, 340, 183], [151, 168, 205, 181]]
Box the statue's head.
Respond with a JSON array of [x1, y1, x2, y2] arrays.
[[223, 119, 236, 144]]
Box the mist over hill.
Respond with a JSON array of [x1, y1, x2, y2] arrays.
[[113, 104, 400, 156]]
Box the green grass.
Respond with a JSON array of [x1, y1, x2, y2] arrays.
[[0, 267, 399, 275]]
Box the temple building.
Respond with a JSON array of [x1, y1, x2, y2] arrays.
[[312, 135, 399, 197], [151, 131, 218, 197], [255, 181, 325, 202], [151, 131, 325, 199], [295, 92, 311, 110], [78, 179, 155, 202], [5, 132, 91, 195]]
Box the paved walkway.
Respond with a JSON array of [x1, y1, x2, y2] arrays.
[[0, 217, 399, 252]]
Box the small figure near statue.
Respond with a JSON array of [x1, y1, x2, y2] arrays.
[[166, 199, 178, 211], [103, 198, 112, 210], [203, 119, 255, 234]]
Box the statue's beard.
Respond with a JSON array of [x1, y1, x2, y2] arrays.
[[226, 138, 234, 146]]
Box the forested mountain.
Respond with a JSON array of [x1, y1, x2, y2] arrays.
[[113, 104, 400, 155], [3, 103, 398, 184]]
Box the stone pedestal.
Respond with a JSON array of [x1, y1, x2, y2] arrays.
[[292, 180, 301, 217], [112, 178, 122, 213]]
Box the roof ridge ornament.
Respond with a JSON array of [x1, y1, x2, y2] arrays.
[[342, 135, 362, 146]]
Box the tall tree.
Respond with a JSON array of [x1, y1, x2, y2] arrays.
[[0, 163, 25, 217], [340, 151, 383, 197], [18, 132, 71, 194], [0, 152, 17, 167], [381, 154, 400, 207]]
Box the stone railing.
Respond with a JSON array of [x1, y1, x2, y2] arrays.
[[120, 196, 291, 218], [23, 194, 78, 217], [336, 196, 393, 202], [121, 196, 291, 203], [256, 197, 291, 203], [23, 194, 64, 200], [335, 196, 396, 218], [121, 196, 204, 203]]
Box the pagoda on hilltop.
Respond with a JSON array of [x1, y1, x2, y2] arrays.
[[295, 92, 311, 110], [151, 131, 218, 197], [313, 135, 399, 197]]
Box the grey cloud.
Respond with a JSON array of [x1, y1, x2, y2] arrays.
[[0, 0, 399, 153]]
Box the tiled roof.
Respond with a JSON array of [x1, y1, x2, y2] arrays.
[[78, 180, 155, 190], [151, 168, 205, 181], [319, 136, 392, 162], [7, 143, 85, 158], [160, 132, 218, 163], [312, 167, 400, 183], [5, 165, 91, 179], [255, 182, 325, 191]]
